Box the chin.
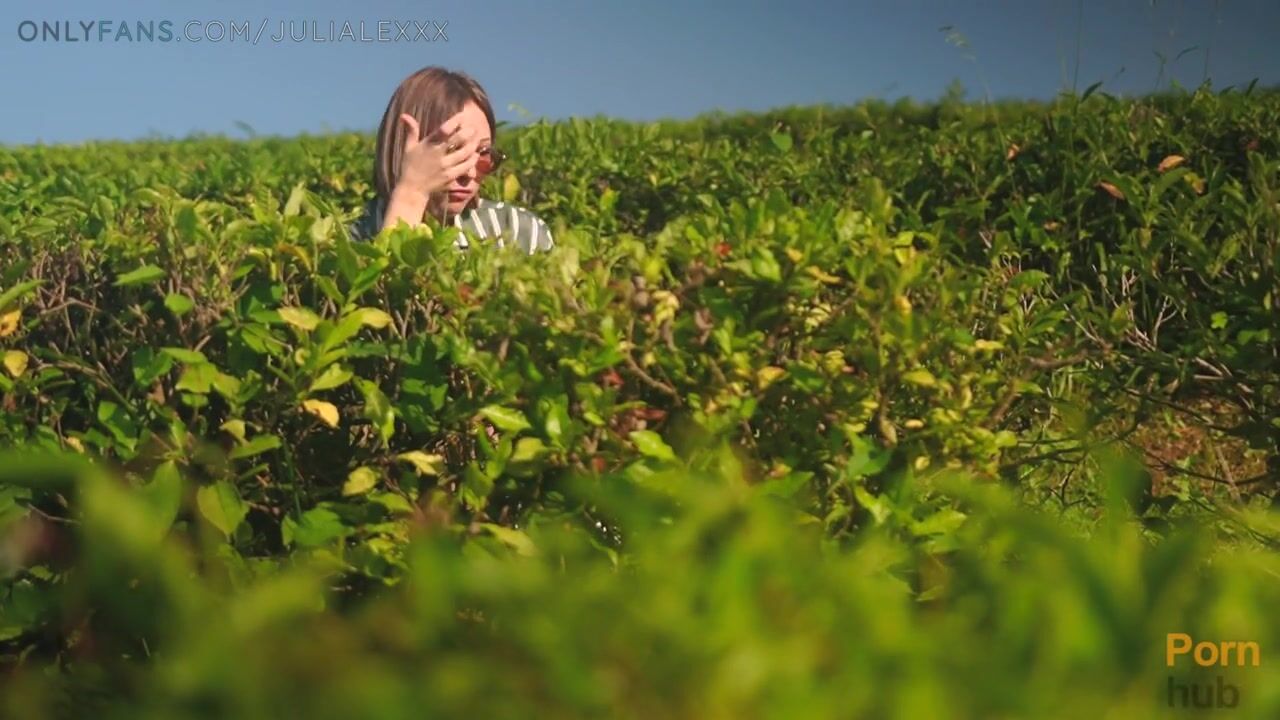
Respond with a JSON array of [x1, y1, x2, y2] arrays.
[[447, 197, 473, 216]]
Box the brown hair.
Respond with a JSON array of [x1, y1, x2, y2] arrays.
[[373, 67, 497, 219]]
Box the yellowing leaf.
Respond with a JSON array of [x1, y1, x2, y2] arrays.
[[756, 365, 787, 390], [302, 399, 339, 428], [0, 309, 20, 338], [784, 247, 804, 263], [1097, 181, 1125, 200], [901, 368, 938, 387], [220, 419, 247, 442], [343, 466, 379, 496], [502, 173, 521, 203], [278, 306, 320, 331], [1157, 154, 1186, 172], [805, 266, 842, 284], [357, 308, 393, 329], [509, 436, 550, 465], [397, 450, 446, 476], [3, 350, 27, 377], [973, 339, 1005, 351]]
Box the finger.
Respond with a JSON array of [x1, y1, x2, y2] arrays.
[[440, 126, 478, 154], [443, 131, 484, 163], [442, 145, 479, 171], [444, 153, 480, 181], [428, 111, 468, 144], [399, 114, 421, 148]]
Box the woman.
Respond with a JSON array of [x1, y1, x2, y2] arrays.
[[349, 67, 554, 254]]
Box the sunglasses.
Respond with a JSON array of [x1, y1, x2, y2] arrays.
[[476, 145, 506, 175], [438, 132, 508, 175]]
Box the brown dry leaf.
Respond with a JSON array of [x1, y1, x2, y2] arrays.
[[1097, 181, 1125, 200], [1005, 143, 1021, 161], [1157, 155, 1186, 173]]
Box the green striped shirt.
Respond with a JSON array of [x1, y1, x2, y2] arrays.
[[349, 196, 555, 254]]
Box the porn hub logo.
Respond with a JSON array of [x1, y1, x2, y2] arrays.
[[1166, 633, 1261, 709]]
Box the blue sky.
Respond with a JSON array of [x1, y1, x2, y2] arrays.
[[1, 0, 1277, 145]]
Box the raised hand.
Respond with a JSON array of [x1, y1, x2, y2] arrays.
[[394, 110, 483, 202]]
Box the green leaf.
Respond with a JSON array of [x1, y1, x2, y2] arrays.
[[1152, 166, 1190, 201], [282, 507, 346, 548], [770, 132, 793, 152], [176, 362, 217, 394], [160, 347, 208, 364], [1007, 270, 1049, 290], [229, 434, 282, 460], [480, 523, 538, 557], [114, 264, 166, 287], [478, 405, 532, 433], [0, 279, 43, 313], [460, 464, 494, 511], [309, 364, 353, 393], [629, 430, 676, 462], [507, 437, 550, 477], [138, 460, 184, 539], [164, 293, 195, 316], [911, 508, 968, 536], [197, 481, 247, 539], [357, 379, 396, 446]]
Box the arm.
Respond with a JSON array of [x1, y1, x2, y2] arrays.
[[381, 183, 432, 232]]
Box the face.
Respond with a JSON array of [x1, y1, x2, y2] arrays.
[[444, 100, 493, 216]]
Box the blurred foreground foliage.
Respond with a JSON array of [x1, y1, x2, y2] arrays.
[[1, 447, 1279, 719]]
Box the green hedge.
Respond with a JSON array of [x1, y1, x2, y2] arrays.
[[0, 87, 1277, 716]]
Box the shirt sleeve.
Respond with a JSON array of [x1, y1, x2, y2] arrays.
[[509, 205, 554, 254], [348, 197, 383, 242], [429, 200, 555, 254], [530, 214, 555, 253]]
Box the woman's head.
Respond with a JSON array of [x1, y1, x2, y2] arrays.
[[374, 67, 497, 218]]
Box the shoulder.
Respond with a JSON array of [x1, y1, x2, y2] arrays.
[[347, 196, 384, 243], [464, 198, 555, 254]]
